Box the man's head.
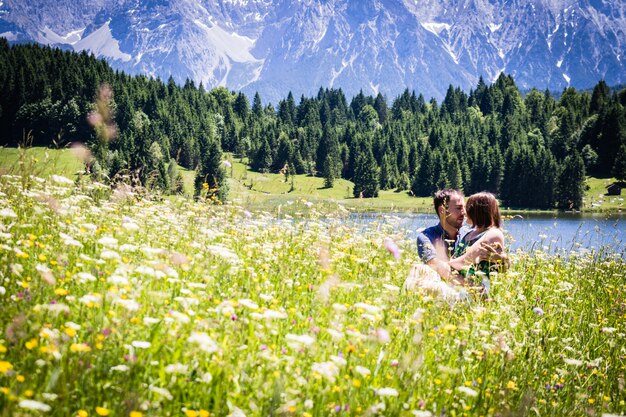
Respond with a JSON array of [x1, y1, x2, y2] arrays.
[[434, 189, 465, 231]]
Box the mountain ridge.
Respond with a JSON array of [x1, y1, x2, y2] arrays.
[[1, 0, 624, 103]]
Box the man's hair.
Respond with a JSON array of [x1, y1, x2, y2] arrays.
[[466, 192, 501, 228], [433, 188, 463, 215]]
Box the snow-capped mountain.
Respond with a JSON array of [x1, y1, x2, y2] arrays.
[[1, 0, 624, 102]]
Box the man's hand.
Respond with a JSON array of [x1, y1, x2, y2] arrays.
[[478, 242, 510, 270]]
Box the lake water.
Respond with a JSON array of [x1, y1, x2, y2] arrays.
[[348, 212, 626, 256]]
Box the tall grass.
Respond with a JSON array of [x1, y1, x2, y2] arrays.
[[0, 172, 624, 417]]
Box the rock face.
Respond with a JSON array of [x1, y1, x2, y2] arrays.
[[1, 0, 624, 102]]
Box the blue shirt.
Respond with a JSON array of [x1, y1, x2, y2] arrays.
[[417, 223, 472, 263]]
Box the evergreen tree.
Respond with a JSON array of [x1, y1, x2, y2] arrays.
[[379, 153, 396, 190], [353, 147, 379, 198], [322, 153, 335, 188], [612, 144, 626, 182], [194, 138, 228, 202], [411, 151, 435, 197], [556, 152, 585, 210]]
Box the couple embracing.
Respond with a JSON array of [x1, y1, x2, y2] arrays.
[[405, 188, 508, 300]]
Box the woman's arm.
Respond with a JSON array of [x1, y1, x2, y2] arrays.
[[448, 228, 505, 271]]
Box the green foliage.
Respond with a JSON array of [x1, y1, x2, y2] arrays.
[[353, 146, 379, 198], [556, 152, 586, 210], [2, 42, 626, 208], [612, 144, 626, 182]]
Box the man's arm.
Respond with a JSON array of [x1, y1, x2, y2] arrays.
[[417, 231, 464, 283], [448, 228, 505, 271], [426, 258, 465, 284]]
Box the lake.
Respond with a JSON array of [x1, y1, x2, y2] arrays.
[[348, 212, 626, 256]]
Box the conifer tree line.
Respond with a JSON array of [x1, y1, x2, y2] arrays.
[[1, 39, 625, 209]]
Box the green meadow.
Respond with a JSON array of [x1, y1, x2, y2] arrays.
[[0, 168, 624, 417], [1, 147, 622, 213]]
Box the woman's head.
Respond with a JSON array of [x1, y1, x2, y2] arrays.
[[466, 192, 501, 228]]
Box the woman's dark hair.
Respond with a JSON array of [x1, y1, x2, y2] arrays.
[[466, 192, 501, 228]]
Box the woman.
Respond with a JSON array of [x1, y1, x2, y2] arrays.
[[404, 192, 506, 300], [448, 192, 506, 296]]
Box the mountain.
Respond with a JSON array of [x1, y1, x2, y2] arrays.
[[1, 0, 624, 103]]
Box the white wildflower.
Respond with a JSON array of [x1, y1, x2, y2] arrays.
[[51, 175, 74, 185], [376, 387, 399, 397], [327, 328, 344, 341], [285, 334, 316, 349], [262, 309, 287, 320], [107, 275, 128, 286], [0, 208, 17, 218], [238, 299, 259, 310], [110, 364, 130, 372], [355, 365, 371, 377], [101, 250, 120, 260], [42, 393, 58, 401], [563, 358, 584, 366], [311, 361, 339, 382], [79, 294, 101, 306], [456, 386, 478, 397], [227, 406, 246, 417], [164, 363, 188, 374], [115, 298, 140, 311], [169, 310, 190, 323], [354, 302, 381, 314], [76, 272, 96, 283], [332, 303, 347, 312], [98, 236, 118, 247], [64, 321, 81, 330], [150, 386, 173, 400], [18, 400, 51, 412], [330, 355, 347, 367], [119, 244, 138, 252], [187, 332, 219, 353], [131, 341, 151, 349]]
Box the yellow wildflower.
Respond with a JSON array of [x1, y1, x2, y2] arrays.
[[64, 327, 77, 338], [70, 343, 91, 353], [0, 345, 6, 353], [130, 412, 143, 417], [25, 339, 38, 350], [16, 375, 24, 382], [55, 288, 68, 296], [95, 407, 110, 416], [185, 410, 198, 417], [199, 410, 210, 417], [506, 380, 517, 390], [77, 410, 89, 417]]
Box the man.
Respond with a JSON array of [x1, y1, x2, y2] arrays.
[[417, 188, 507, 282], [416, 188, 469, 282]]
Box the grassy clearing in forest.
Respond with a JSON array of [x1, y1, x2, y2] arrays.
[[0, 147, 85, 179], [0, 172, 624, 417], [0, 147, 623, 213]]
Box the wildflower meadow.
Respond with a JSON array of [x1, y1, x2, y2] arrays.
[[0, 173, 624, 417]]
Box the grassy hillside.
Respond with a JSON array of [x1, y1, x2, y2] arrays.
[[0, 147, 85, 179], [1, 147, 623, 213]]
